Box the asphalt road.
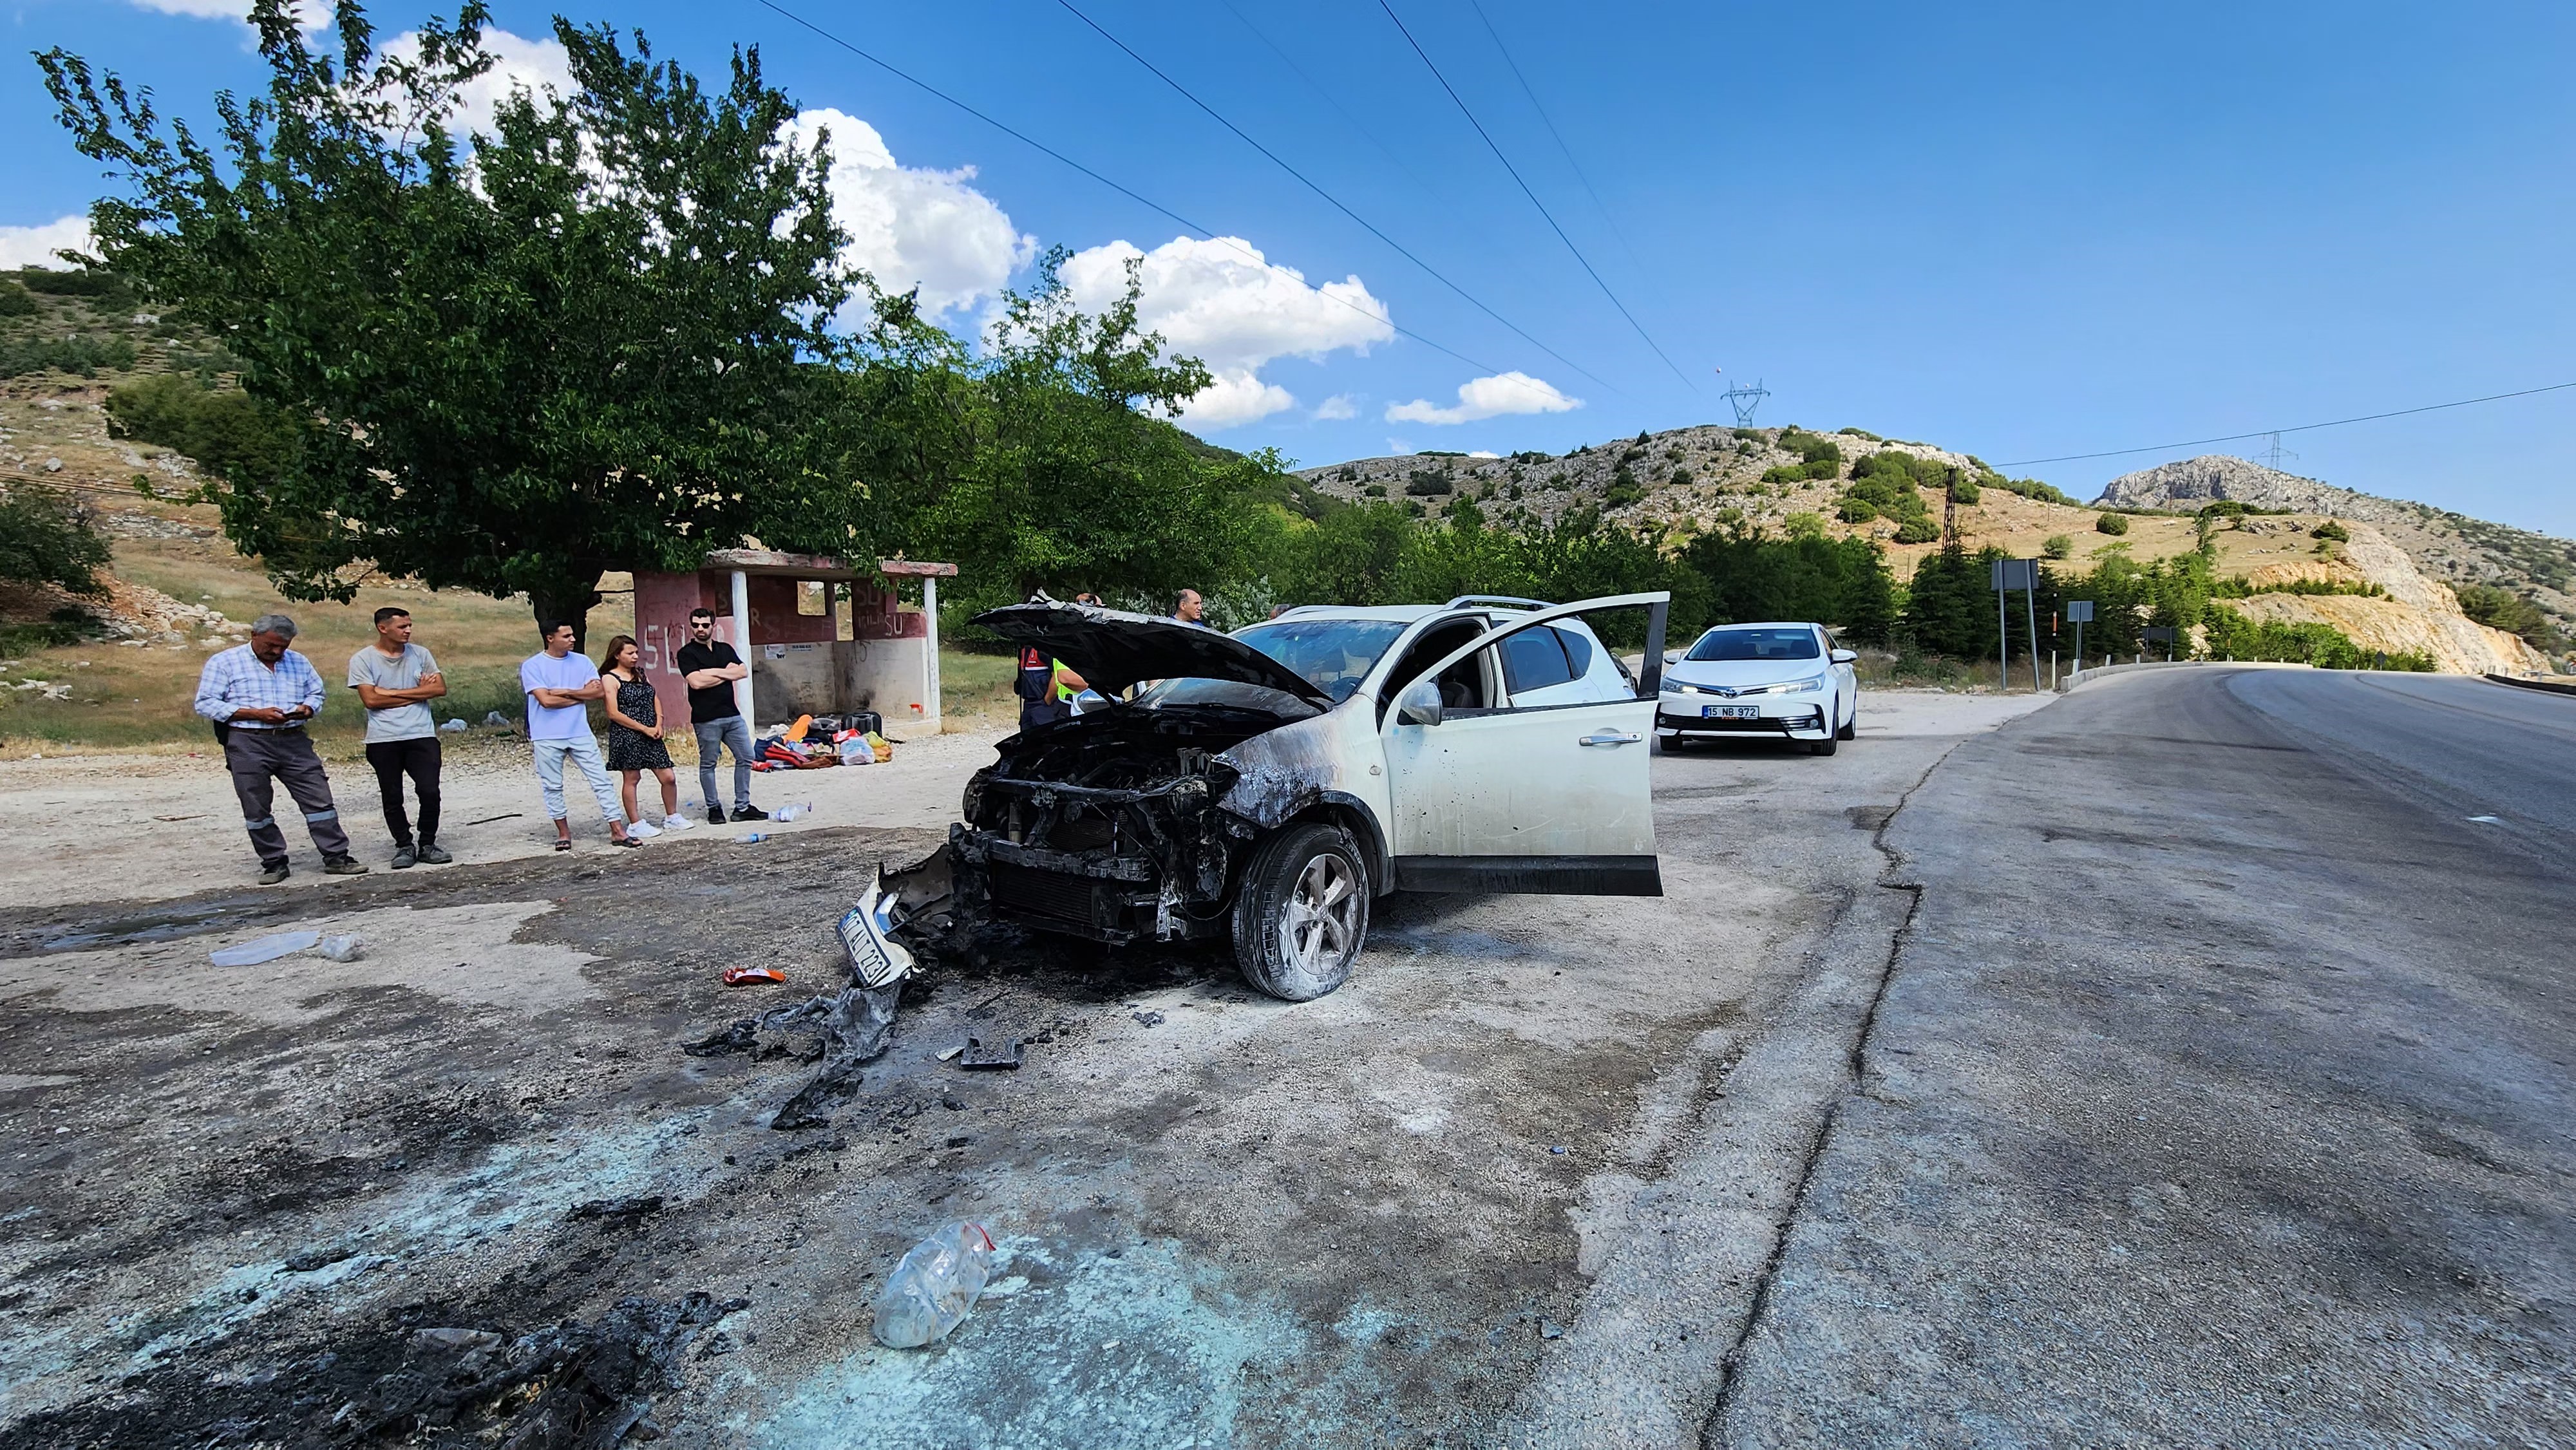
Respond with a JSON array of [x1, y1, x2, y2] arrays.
[[1716, 668, 2576, 1447]]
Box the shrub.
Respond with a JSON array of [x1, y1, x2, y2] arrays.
[[2311, 520, 2350, 542], [1836, 427, 1883, 440], [1731, 428, 1762, 441], [1669, 467, 1694, 487], [1837, 496, 1879, 523], [2199, 499, 2249, 519], [2454, 583, 2557, 645], [1893, 516, 1942, 545], [2041, 534, 2073, 560], [2096, 512, 2130, 536], [0, 335, 138, 379], [1404, 468, 1454, 497], [1602, 476, 1644, 509], [15, 267, 128, 297], [0, 281, 35, 317], [0, 484, 113, 595], [1361, 483, 1386, 498]]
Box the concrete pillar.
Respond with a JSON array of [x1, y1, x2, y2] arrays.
[[922, 574, 943, 732], [730, 569, 754, 727]]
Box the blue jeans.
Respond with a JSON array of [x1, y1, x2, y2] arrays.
[[533, 733, 622, 823], [694, 715, 755, 809]]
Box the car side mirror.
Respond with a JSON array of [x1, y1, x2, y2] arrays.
[[1663, 650, 1682, 664], [1396, 677, 1443, 727], [1830, 648, 1857, 664]]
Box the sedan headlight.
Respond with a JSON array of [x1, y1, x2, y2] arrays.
[[1660, 678, 1709, 695], [1774, 675, 1826, 693]]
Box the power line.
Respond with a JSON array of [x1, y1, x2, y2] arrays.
[[751, 0, 1519, 385], [1049, 0, 1623, 400], [1215, 0, 1444, 208], [1375, 0, 1698, 395], [1996, 380, 2576, 468], [1462, 0, 1652, 296]]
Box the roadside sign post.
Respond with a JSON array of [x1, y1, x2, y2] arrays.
[[2065, 601, 2093, 672], [1990, 558, 2041, 691], [2143, 625, 2179, 662]]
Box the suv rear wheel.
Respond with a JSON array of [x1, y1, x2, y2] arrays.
[[1231, 821, 1369, 1001]]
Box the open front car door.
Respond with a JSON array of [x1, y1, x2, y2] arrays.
[[1379, 592, 1667, 896]]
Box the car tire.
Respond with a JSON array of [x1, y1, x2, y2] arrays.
[[1231, 820, 1370, 1002], [1808, 706, 1839, 755], [1837, 707, 1857, 742]]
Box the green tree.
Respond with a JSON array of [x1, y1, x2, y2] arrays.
[[2096, 512, 2131, 536], [922, 250, 1264, 609], [0, 484, 112, 596], [43, 1, 858, 645]]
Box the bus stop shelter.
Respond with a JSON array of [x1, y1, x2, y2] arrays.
[[629, 550, 957, 739]]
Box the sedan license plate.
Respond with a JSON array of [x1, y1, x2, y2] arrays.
[[1703, 704, 1761, 720]]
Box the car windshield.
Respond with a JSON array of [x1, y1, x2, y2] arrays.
[[1135, 617, 1409, 711], [1687, 627, 1821, 663]]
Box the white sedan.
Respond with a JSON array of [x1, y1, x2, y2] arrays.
[[1654, 622, 1858, 755]]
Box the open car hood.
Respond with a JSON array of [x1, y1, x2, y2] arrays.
[[973, 601, 1332, 706]]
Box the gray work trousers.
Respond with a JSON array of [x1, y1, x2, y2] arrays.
[[223, 726, 351, 866], [694, 715, 755, 810]]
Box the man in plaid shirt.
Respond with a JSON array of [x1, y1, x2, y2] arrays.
[[193, 613, 370, 885]]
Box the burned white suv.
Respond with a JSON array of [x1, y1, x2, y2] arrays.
[[854, 593, 1671, 1002]]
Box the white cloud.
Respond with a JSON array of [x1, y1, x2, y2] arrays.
[[1313, 393, 1358, 421], [779, 108, 1033, 321], [1385, 371, 1581, 426], [1059, 235, 1390, 430], [0, 216, 94, 270], [120, 0, 329, 32], [377, 26, 576, 139], [1180, 371, 1300, 429], [1062, 236, 1390, 373], [1468, 450, 1501, 459]]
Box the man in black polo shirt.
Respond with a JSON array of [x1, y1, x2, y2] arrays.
[[674, 608, 766, 825]]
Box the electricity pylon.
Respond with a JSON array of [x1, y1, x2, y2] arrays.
[[1720, 375, 1770, 428]]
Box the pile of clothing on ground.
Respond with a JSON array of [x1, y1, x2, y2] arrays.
[[753, 712, 893, 771]]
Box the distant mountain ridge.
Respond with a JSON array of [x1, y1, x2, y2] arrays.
[[2095, 455, 2576, 634]]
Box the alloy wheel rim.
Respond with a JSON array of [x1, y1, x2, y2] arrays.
[[1280, 852, 1361, 976]]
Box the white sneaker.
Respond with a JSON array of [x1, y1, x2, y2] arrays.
[[661, 814, 695, 831], [627, 820, 662, 839]]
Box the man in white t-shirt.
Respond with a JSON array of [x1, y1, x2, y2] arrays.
[[520, 621, 634, 852], [348, 606, 451, 869]]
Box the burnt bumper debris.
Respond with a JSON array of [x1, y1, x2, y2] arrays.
[[942, 711, 1276, 946]]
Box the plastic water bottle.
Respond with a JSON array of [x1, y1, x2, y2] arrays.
[[740, 833, 768, 844], [774, 801, 815, 824], [873, 1221, 996, 1348], [317, 934, 365, 962], [209, 930, 321, 966]]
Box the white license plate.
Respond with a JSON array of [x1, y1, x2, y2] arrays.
[[837, 890, 913, 988], [1704, 704, 1761, 720]]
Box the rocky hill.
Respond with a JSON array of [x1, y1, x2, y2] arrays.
[[2097, 455, 2576, 640], [1298, 428, 2560, 675]]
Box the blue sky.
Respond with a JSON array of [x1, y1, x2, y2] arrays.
[[8, 1, 2575, 535]]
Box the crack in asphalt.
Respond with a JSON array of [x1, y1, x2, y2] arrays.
[[1698, 751, 1947, 1447]]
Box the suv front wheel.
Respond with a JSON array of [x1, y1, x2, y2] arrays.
[[1231, 821, 1370, 1001]]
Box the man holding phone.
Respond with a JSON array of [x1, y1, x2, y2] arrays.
[[193, 613, 368, 885]]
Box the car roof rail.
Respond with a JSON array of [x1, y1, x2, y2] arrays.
[[1443, 594, 1552, 611], [1269, 604, 1328, 619]]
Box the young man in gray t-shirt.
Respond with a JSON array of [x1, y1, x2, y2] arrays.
[[347, 606, 451, 868]]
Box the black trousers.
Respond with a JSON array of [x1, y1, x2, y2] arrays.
[[364, 736, 443, 849]]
